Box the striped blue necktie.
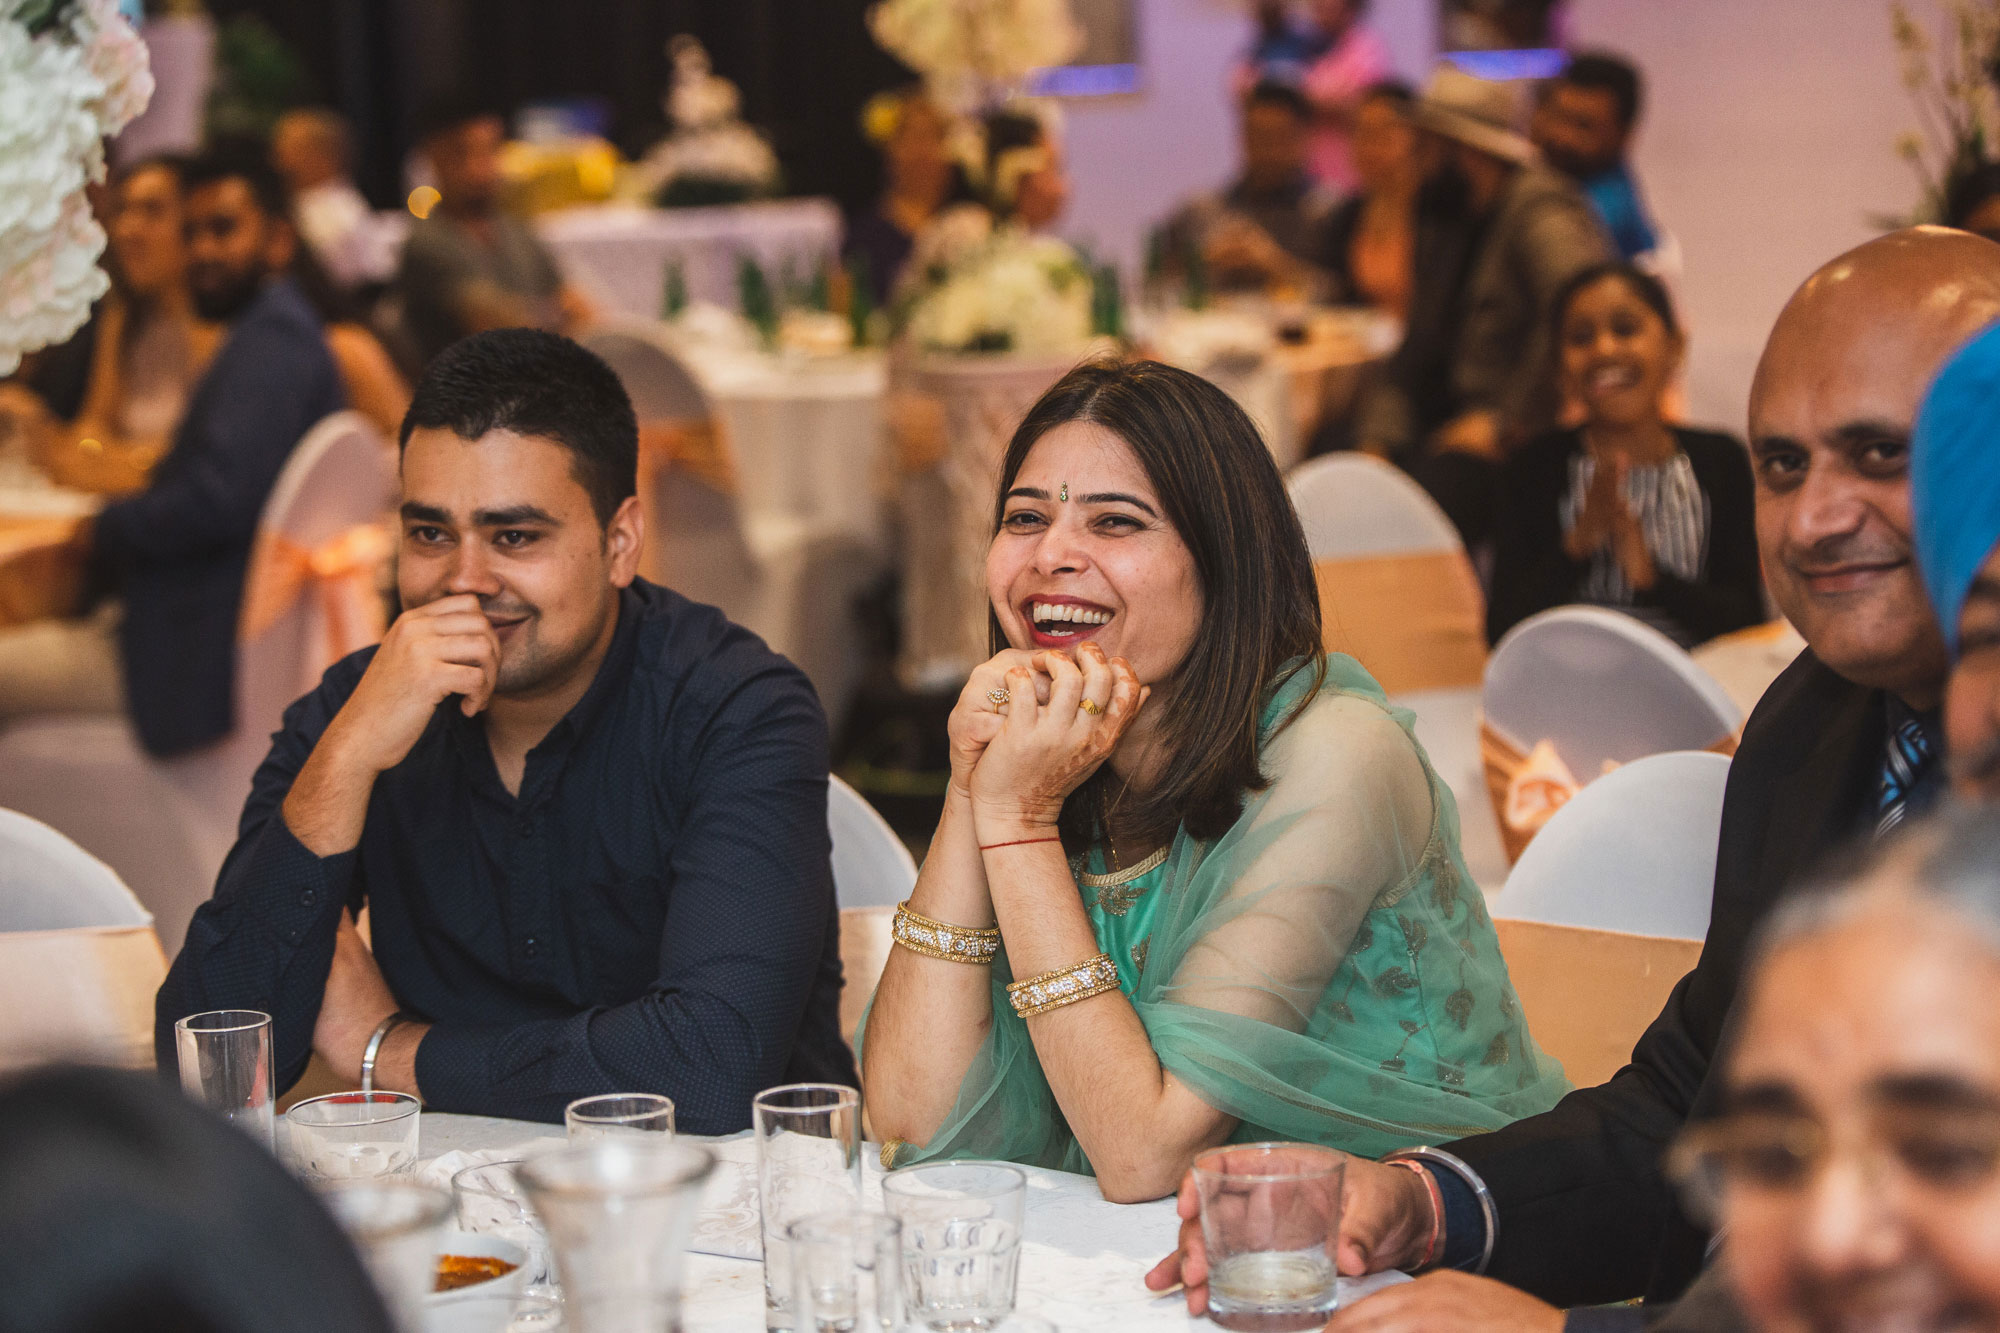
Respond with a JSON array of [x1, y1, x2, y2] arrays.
[[1876, 714, 1935, 839]]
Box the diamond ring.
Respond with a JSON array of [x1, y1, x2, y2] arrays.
[[987, 687, 1011, 711]]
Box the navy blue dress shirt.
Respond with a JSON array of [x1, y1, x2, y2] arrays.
[[94, 276, 345, 756], [156, 580, 856, 1131]]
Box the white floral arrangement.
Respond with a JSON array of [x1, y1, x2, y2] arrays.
[[627, 35, 780, 208], [869, 0, 1084, 113], [0, 0, 152, 374], [902, 208, 1094, 355]]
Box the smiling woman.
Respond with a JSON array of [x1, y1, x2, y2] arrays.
[[858, 359, 1569, 1199]]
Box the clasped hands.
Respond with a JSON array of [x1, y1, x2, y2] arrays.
[[947, 641, 1148, 841], [1563, 455, 1657, 591], [1142, 1153, 1564, 1332]]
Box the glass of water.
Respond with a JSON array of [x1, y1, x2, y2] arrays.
[[317, 1178, 453, 1333], [173, 1009, 274, 1148], [454, 1159, 555, 1292], [286, 1091, 422, 1180], [1191, 1142, 1346, 1332], [565, 1092, 675, 1141], [788, 1211, 902, 1333], [752, 1083, 863, 1330], [881, 1161, 1026, 1331]]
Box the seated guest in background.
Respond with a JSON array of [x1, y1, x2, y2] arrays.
[[289, 243, 412, 438], [395, 102, 594, 368], [1155, 81, 1339, 296], [1355, 65, 1611, 548], [0, 155, 220, 491], [1672, 810, 2000, 1333], [1237, 0, 1330, 88], [1948, 161, 2000, 244], [861, 360, 1567, 1201], [1294, 0, 1393, 192], [155, 329, 853, 1129], [1321, 80, 1420, 317], [845, 87, 963, 306], [1151, 227, 2000, 1329], [271, 107, 400, 294], [1487, 262, 1762, 647], [0, 152, 344, 751], [1531, 52, 1661, 263], [901, 107, 1070, 290]]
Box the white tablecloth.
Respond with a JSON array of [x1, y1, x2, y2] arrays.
[[540, 201, 843, 321], [416, 1112, 1404, 1331]]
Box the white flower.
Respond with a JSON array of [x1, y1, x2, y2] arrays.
[[905, 220, 1093, 355], [869, 0, 1084, 111]]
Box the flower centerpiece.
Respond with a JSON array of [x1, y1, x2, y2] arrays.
[[899, 207, 1095, 355], [0, 0, 152, 374], [868, 0, 1083, 114], [627, 35, 781, 208]]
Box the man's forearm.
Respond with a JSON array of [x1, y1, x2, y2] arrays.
[[282, 719, 381, 857]]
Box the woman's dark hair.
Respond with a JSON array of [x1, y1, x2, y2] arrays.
[[1551, 260, 1681, 341], [980, 109, 1046, 216], [989, 359, 1326, 849], [1947, 161, 2000, 233], [401, 328, 638, 527], [1358, 78, 1416, 113]]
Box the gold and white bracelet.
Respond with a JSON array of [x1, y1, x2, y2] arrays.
[[1006, 953, 1121, 1017], [891, 901, 1001, 964]]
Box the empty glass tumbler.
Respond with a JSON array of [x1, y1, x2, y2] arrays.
[[752, 1083, 863, 1330], [1191, 1142, 1346, 1332], [787, 1210, 903, 1333], [881, 1161, 1026, 1331], [287, 1091, 422, 1180], [173, 1009, 275, 1148], [564, 1092, 676, 1141]]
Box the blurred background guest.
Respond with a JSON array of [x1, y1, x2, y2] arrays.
[[845, 87, 964, 307], [1237, 0, 1330, 89], [1293, 0, 1394, 193], [0, 156, 219, 494], [288, 245, 411, 440], [979, 107, 1069, 233], [1532, 52, 1661, 264], [1321, 79, 1421, 316], [394, 100, 595, 370], [270, 108, 400, 296], [1487, 263, 1761, 647], [1155, 81, 1338, 297]]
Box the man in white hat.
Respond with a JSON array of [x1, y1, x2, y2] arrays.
[[1357, 63, 1610, 547]]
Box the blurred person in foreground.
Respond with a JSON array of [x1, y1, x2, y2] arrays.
[[1667, 808, 2000, 1332], [845, 87, 965, 306], [1148, 226, 2000, 1329], [0, 151, 343, 752], [0, 155, 220, 491], [270, 107, 400, 294], [1487, 262, 1762, 648], [1531, 52, 1661, 264], [395, 101, 594, 369], [1354, 65, 1611, 548], [155, 328, 853, 1129], [0, 1065, 393, 1333], [1156, 81, 1340, 298], [861, 359, 1565, 1202]]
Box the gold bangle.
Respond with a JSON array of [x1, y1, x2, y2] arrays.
[[892, 901, 1001, 964], [1006, 952, 1121, 1017], [881, 1137, 907, 1170]]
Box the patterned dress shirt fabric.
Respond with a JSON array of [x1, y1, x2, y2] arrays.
[[155, 579, 855, 1130]]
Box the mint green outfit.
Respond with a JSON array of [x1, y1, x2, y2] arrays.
[[862, 655, 1570, 1173]]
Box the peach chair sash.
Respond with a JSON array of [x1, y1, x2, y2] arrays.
[[639, 418, 737, 496], [0, 923, 167, 1073], [1492, 918, 1703, 1088], [240, 521, 392, 655], [1314, 551, 1487, 695], [1481, 721, 1737, 865]]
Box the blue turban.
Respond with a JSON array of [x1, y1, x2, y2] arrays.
[[1914, 318, 2000, 654]]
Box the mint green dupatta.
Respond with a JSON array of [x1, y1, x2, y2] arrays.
[[860, 656, 1570, 1173]]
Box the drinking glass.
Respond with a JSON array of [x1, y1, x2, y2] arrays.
[[881, 1162, 1026, 1331], [564, 1092, 676, 1141], [288, 1091, 422, 1180], [517, 1139, 714, 1333], [1191, 1142, 1346, 1332], [317, 1178, 453, 1333], [173, 1009, 274, 1148], [752, 1083, 864, 1330], [788, 1211, 902, 1333], [453, 1160, 555, 1293]]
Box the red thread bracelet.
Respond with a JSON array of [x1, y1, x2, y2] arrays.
[[979, 836, 1063, 852], [1393, 1158, 1444, 1271]]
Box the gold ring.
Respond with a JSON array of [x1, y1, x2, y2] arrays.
[[987, 687, 1011, 711], [1079, 698, 1104, 716]]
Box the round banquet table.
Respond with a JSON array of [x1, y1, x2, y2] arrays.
[[539, 200, 843, 322], [412, 1112, 1406, 1331]]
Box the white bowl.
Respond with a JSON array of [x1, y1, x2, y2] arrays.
[[425, 1229, 530, 1323]]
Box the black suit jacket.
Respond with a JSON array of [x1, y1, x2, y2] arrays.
[[1443, 648, 1885, 1307], [92, 279, 345, 756]]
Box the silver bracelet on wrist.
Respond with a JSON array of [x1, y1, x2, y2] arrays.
[[1381, 1145, 1499, 1276], [359, 1012, 407, 1095]]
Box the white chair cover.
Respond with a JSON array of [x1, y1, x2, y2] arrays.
[[0, 413, 395, 957], [0, 808, 166, 1072], [828, 776, 917, 910], [1493, 750, 1732, 939], [1287, 453, 1464, 560], [1484, 606, 1742, 779]]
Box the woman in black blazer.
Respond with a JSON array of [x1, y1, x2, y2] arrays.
[[1486, 262, 1764, 647]]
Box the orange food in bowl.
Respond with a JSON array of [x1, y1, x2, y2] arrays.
[[434, 1253, 520, 1293]]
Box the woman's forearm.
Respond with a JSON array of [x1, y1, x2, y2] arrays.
[[986, 841, 1234, 1202], [859, 793, 1001, 1146]]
